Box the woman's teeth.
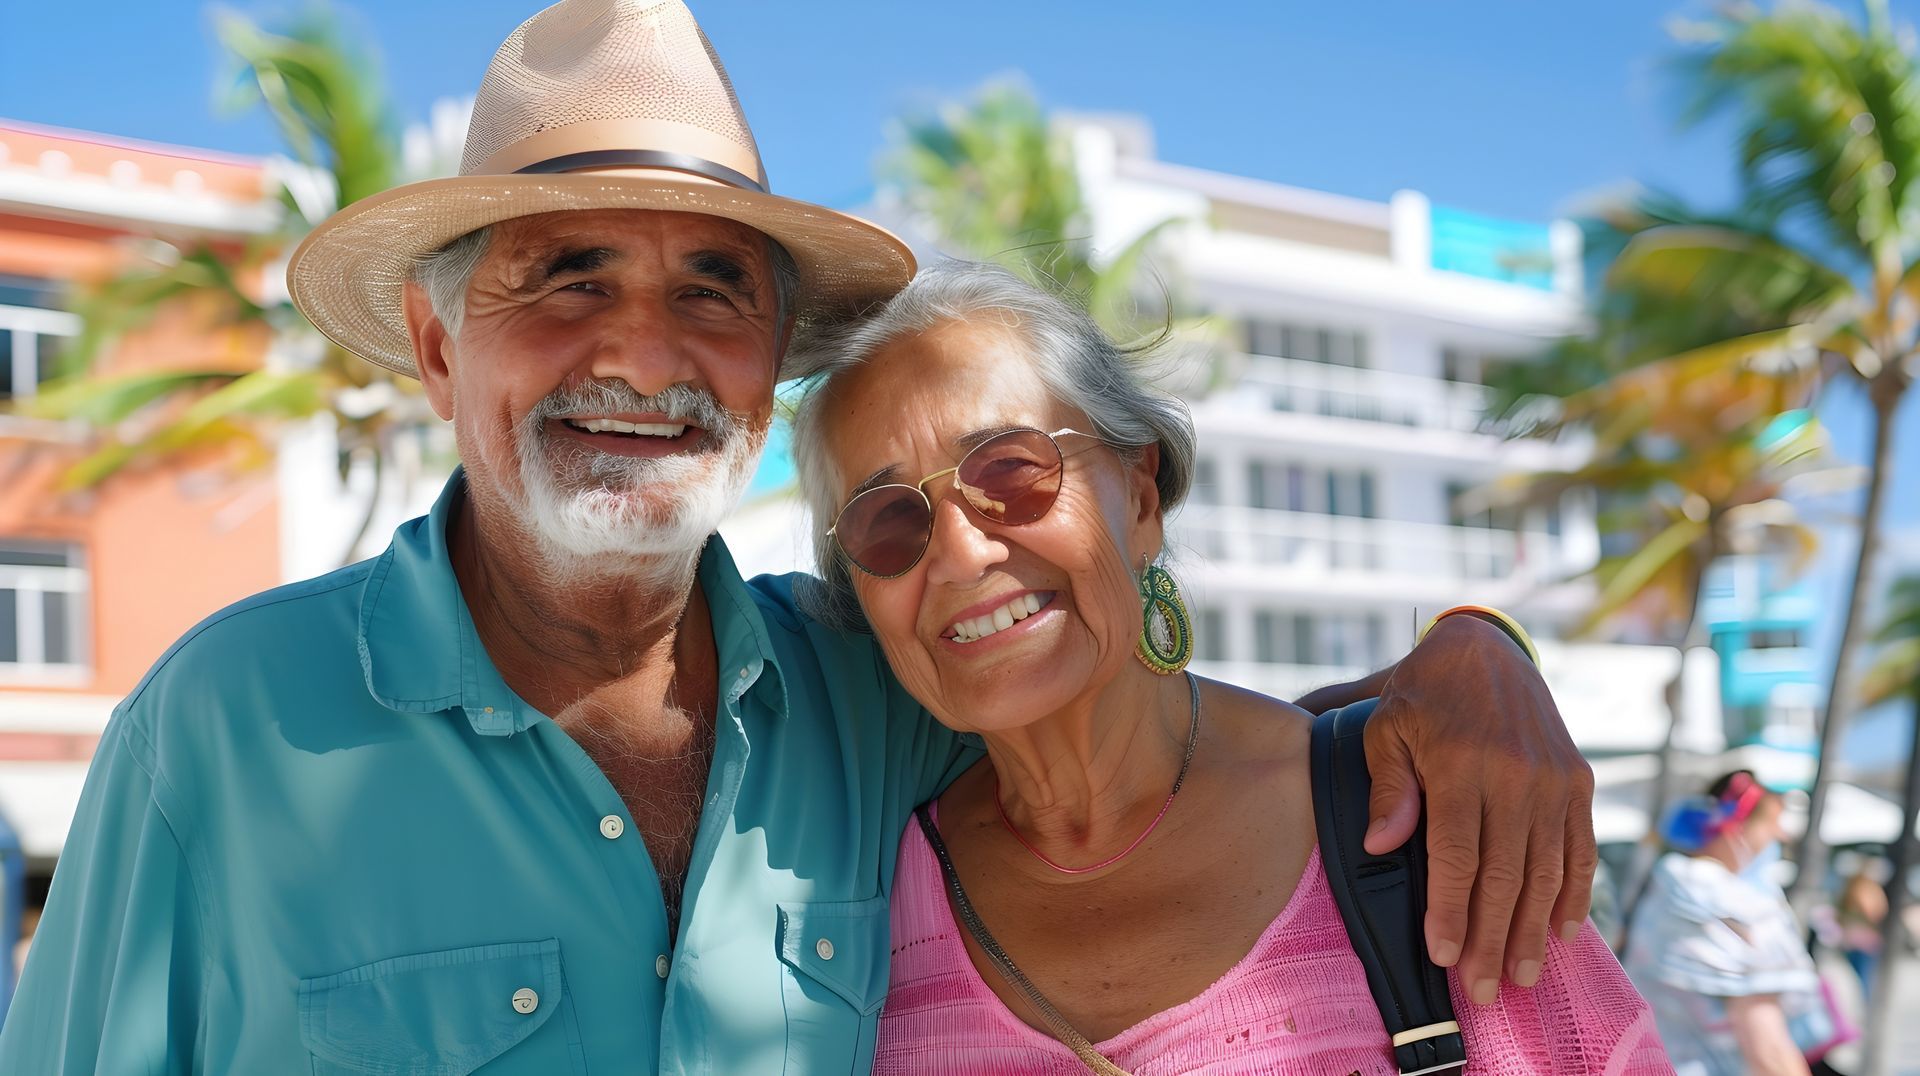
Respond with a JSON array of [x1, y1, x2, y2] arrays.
[[565, 418, 688, 437], [948, 592, 1047, 644]]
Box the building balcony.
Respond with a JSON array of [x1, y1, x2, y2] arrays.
[[1188, 660, 1368, 705], [1173, 504, 1579, 598], [1221, 354, 1497, 434], [1187, 355, 1585, 471]]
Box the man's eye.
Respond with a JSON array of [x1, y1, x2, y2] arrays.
[[558, 281, 604, 295], [686, 287, 729, 301]]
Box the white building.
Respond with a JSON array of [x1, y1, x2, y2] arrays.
[[1059, 119, 1726, 840]]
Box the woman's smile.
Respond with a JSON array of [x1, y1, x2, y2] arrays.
[[936, 590, 1060, 652]]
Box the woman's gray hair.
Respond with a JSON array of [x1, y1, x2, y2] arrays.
[[410, 225, 801, 338], [786, 260, 1197, 632]]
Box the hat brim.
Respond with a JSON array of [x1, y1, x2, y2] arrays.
[[287, 169, 914, 379]]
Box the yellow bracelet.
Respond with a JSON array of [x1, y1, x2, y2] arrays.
[[1418, 605, 1540, 666]]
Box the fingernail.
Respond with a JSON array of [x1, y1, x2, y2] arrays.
[[1430, 939, 1460, 967], [1558, 921, 1581, 944], [1515, 960, 1541, 988], [1471, 978, 1499, 1006]]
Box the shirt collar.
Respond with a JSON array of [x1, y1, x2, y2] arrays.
[[357, 469, 789, 734]]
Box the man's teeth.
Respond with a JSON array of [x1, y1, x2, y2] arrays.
[[565, 418, 688, 437], [949, 592, 1046, 644]]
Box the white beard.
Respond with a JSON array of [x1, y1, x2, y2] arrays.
[[498, 381, 768, 586]]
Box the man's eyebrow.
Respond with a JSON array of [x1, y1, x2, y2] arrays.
[[537, 246, 619, 282], [684, 249, 763, 300]]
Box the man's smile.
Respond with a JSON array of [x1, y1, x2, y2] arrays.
[[547, 414, 707, 458]]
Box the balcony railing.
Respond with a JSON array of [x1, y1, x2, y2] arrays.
[[1208, 354, 1498, 435], [1188, 660, 1369, 704], [1174, 504, 1571, 584]]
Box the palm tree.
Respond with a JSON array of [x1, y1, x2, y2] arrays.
[[1586, 0, 1920, 909], [1859, 574, 1920, 1076], [884, 81, 1185, 337], [6, 6, 450, 565], [1493, 351, 1834, 930]]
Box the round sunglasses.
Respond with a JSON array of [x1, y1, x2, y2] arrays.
[[827, 427, 1120, 578]]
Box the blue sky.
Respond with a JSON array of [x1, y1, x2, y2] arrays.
[[0, 0, 1849, 216], [7, 1, 1920, 719]]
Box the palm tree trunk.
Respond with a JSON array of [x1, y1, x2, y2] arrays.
[[1620, 553, 1713, 942], [1862, 687, 1920, 1076], [1793, 384, 1904, 915], [338, 445, 385, 568]]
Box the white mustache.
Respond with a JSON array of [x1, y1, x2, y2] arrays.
[[527, 380, 743, 444]]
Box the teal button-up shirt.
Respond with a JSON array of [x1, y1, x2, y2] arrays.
[[0, 474, 975, 1074]]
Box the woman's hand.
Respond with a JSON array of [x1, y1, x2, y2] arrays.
[[1361, 613, 1596, 1005]]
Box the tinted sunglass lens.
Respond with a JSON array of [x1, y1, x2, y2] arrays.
[[836, 487, 932, 576], [958, 430, 1063, 524]]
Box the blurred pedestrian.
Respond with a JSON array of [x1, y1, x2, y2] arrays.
[[1835, 863, 1887, 998], [1624, 771, 1851, 1076]]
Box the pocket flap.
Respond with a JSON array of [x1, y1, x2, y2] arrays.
[[775, 896, 891, 1016], [299, 939, 565, 1075]]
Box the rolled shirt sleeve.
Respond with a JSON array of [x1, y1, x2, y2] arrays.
[[0, 714, 208, 1074]]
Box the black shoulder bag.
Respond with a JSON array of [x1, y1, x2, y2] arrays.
[[1312, 698, 1468, 1076]]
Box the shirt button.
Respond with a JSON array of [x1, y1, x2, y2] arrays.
[[599, 815, 624, 840], [738, 667, 750, 679], [655, 953, 671, 979], [512, 987, 539, 1014], [815, 938, 835, 961]]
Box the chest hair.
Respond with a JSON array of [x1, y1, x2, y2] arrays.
[[559, 700, 717, 937]]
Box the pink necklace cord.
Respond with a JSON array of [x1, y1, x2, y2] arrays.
[[993, 673, 1202, 876]]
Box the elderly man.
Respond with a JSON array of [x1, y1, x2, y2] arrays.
[[1, 1, 1597, 1072]]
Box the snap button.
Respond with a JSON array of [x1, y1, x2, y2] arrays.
[[511, 987, 538, 1014], [738, 667, 750, 678], [655, 953, 671, 979], [599, 815, 624, 840], [483, 706, 494, 714], [815, 937, 835, 961]]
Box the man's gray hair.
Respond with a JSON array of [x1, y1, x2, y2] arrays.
[[410, 224, 802, 339], [785, 260, 1197, 632]]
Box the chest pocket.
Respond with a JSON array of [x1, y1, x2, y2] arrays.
[[299, 939, 586, 1076], [775, 896, 891, 1075]]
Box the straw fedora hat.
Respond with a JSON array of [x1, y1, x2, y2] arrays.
[[287, 0, 914, 378]]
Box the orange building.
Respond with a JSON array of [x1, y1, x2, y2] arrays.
[[0, 120, 286, 888]]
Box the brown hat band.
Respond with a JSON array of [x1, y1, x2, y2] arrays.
[[514, 148, 765, 193]]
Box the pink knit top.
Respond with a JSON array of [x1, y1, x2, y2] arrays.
[[876, 808, 1672, 1075]]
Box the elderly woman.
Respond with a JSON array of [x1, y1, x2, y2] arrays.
[[790, 262, 1669, 1074]]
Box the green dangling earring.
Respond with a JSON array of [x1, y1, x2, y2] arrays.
[[1134, 556, 1193, 675]]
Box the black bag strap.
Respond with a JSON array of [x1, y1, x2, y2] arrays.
[[1311, 698, 1467, 1076]]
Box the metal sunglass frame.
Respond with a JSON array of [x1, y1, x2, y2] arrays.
[[826, 427, 1117, 579]]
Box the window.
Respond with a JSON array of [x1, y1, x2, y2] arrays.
[[0, 275, 76, 399], [1747, 628, 1804, 650], [1246, 317, 1367, 367], [1195, 607, 1228, 662], [1191, 457, 1220, 507], [1252, 610, 1387, 668], [0, 541, 88, 677], [1251, 460, 1375, 517], [1440, 345, 1518, 386]]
